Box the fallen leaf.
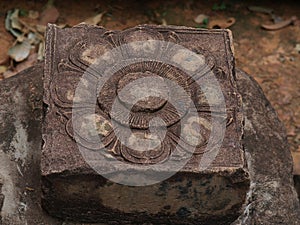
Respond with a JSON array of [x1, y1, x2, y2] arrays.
[[36, 24, 46, 33], [248, 6, 273, 14], [194, 14, 208, 24], [8, 40, 31, 62], [39, 6, 59, 25], [3, 53, 38, 79], [261, 16, 297, 30], [18, 18, 44, 40], [84, 12, 106, 25], [208, 17, 235, 29], [5, 9, 23, 38], [37, 41, 45, 60], [0, 66, 7, 74], [4, 10, 11, 30], [19, 52, 38, 70], [10, 9, 22, 30], [28, 32, 41, 45], [0, 38, 11, 64], [2, 70, 15, 79], [161, 18, 167, 26]]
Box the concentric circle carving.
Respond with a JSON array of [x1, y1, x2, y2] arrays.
[[53, 31, 225, 166]]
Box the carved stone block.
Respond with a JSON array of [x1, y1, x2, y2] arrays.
[[41, 24, 249, 224]]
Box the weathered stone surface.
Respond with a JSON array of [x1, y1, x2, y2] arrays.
[[0, 64, 58, 225], [233, 69, 300, 225], [42, 24, 244, 170], [0, 26, 299, 225], [41, 24, 249, 224], [0, 63, 299, 224]]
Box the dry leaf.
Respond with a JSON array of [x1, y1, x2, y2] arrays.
[[161, 18, 167, 26], [10, 9, 22, 30], [5, 9, 23, 38], [208, 17, 236, 29], [0, 38, 10, 64], [36, 24, 46, 33], [84, 12, 106, 25], [261, 16, 297, 30], [8, 40, 31, 62], [3, 53, 37, 79], [248, 6, 273, 14], [38, 41, 45, 60], [39, 6, 59, 25], [28, 32, 41, 45], [0, 66, 7, 74]]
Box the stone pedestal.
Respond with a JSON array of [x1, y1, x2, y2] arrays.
[[0, 25, 299, 225], [41, 24, 248, 224]]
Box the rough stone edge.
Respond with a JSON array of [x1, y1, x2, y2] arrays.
[[0, 64, 58, 225], [232, 69, 300, 225]]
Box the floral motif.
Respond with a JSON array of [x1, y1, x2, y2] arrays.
[[50, 26, 219, 164]]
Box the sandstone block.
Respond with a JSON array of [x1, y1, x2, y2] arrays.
[[41, 24, 249, 224]]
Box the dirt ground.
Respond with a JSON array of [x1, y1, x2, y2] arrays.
[[0, 0, 299, 173]]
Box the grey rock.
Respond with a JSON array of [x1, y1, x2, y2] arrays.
[[233, 69, 300, 224]]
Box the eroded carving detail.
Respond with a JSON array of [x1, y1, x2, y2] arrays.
[[48, 26, 239, 165]]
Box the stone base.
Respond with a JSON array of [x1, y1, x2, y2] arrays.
[[42, 170, 248, 224], [41, 24, 249, 224]]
